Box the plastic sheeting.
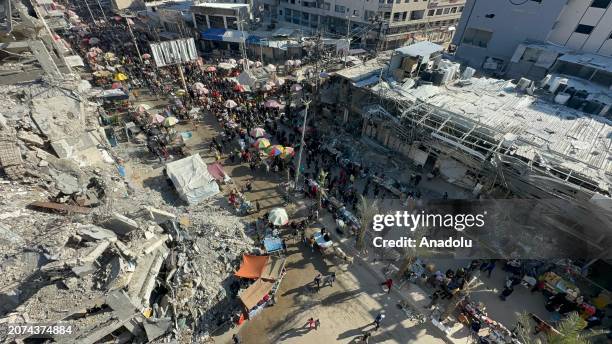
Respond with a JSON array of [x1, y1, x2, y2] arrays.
[[165, 154, 219, 205], [150, 38, 198, 67]]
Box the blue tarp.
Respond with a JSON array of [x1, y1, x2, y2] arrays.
[[201, 28, 226, 41], [246, 35, 263, 44], [263, 236, 283, 253]]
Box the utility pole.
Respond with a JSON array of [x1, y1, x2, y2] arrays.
[[237, 13, 249, 70], [95, 0, 108, 22], [294, 99, 311, 190], [125, 16, 143, 63], [177, 64, 188, 91], [344, 14, 355, 67]]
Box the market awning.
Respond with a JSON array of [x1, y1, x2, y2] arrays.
[[246, 35, 263, 44], [235, 255, 269, 279], [239, 279, 275, 310], [201, 28, 226, 41], [261, 256, 286, 281], [222, 30, 248, 43]]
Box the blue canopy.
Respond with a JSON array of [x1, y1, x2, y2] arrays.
[[246, 35, 263, 44], [201, 28, 226, 41]]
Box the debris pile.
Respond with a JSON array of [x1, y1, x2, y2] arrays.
[[0, 77, 254, 342]]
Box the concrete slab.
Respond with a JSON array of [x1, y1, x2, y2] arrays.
[[103, 213, 140, 235]]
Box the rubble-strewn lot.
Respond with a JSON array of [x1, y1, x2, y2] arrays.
[[0, 76, 254, 343]]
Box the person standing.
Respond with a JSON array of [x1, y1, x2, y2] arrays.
[[381, 278, 393, 293], [315, 319, 320, 330], [232, 334, 240, 344], [314, 273, 322, 292], [307, 317, 316, 329]]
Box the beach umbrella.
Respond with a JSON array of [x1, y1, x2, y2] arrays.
[[285, 60, 294, 66], [269, 207, 289, 226], [264, 99, 281, 109], [88, 37, 100, 44], [254, 61, 263, 68], [294, 59, 302, 66], [233, 84, 245, 93], [267, 145, 284, 157], [193, 82, 205, 90], [261, 84, 273, 92], [142, 53, 151, 59], [281, 146, 295, 159], [249, 127, 266, 138], [111, 82, 122, 89], [150, 114, 165, 124], [114, 72, 128, 81], [197, 87, 209, 95], [93, 70, 111, 77], [136, 104, 151, 113], [163, 116, 179, 127], [224, 99, 238, 108], [206, 66, 217, 72], [253, 138, 270, 149], [274, 78, 285, 87], [290, 84, 302, 92], [228, 58, 237, 65]]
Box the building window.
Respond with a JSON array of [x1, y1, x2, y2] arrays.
[[575, 24, 595, 34], [410, 10, 424, 20], [226, 17, 238, 30], [395, 0, 400, 3], [435, 8, 443, 15], [451, 7, 457, 13], [393, 12, 401, 21], [458, 6, 464, 12], [443, 7, 450, 14], [591, 0, 611, 9], [402, 11, 408, 20], [383, 12, 391, 20], [462, 28, 493, 47], [428, 9, 435, 16], [335, 4, 346, 13]]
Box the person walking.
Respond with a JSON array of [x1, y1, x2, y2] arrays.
[[372, 313, 385, 331], [307, 317, 316, 329], [314, 273, 322, 292], [232, 334, 240, 344], [361, 331, 372, 343], [315, 319, 320, 330], [381, 278, 393, 293]]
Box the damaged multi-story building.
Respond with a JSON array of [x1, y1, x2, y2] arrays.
[[323, 40, 612, 260]]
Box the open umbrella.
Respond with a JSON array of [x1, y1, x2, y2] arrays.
[[253, 138, 271, 150], [264, 99, 281, 109], [261, 84, 273, 92], [150, 114, 165, 124], [274, 78, 285, 87], [136, 104, 151, 113], [163, 116, 178, 127], [285, 60, 294, 66], [206, 66, 217, 72], [267, 145, 284, 157], [114, 72, 128, 81], [142, 53, 151, 59], [227, 58, 237, 65], [193, 82, 205, 90], [224, 99, 238, 108], [269, 207, 289, 226], [233, 84, 245, 93], [281, 146, 295, 159], [249, 127, 266, 138], [197, 87, 209, 95], [93, 70, 111, 77], [290, 84, 302, 92], [264, 64, 276, 72], [111, 82, 122, 89]]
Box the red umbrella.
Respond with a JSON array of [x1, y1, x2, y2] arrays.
[[212, 90, 221, 97], [206, 66, 217, 72], [233, 84, 245, 93]]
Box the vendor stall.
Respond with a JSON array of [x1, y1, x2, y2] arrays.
[[235, 254, 287, 320]]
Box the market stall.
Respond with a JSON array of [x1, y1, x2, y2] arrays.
[[235, 254, 287, 319]]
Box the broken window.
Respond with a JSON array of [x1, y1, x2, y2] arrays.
[[462, 28, 493, 48], [574, 24, 594, 35], [521, 47, 542, 63], [591, 0, 611, 9]]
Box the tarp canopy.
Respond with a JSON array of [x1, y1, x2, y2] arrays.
[[235, 255, 269, 279], [166, 154, 220, 205], [239, 279, 275, 310], [261, 256, 286, 281], [207, 162, 229, 182]]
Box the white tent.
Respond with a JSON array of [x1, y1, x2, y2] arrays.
[[166, 154, 220, 205]]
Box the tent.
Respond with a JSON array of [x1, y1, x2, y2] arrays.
[[165, 154, 220, 205], [207, 162, 230, 183], [235, 255, 269, 279], [235, 254, 286, 281], [239, 279, 275, 310]]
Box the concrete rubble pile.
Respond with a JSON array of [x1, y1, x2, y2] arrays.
[[0, 77, 254, 343]]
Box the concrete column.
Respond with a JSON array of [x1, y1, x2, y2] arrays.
[[343, 108, 349, 123], [223, 16, 228, 29], [206, 15, 210, 28]]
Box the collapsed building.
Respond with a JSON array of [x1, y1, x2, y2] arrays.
[[1, 0, 256, 342], [324, 41, 612, 260]]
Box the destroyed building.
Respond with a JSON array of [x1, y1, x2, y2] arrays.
[[324, 42, 612, 259], [1, 0, 256, 342]]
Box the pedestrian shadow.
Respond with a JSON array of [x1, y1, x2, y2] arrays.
[[320, 289, 363, 306], [336, 323, 375, 340], [277, 326, 313, 341]]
